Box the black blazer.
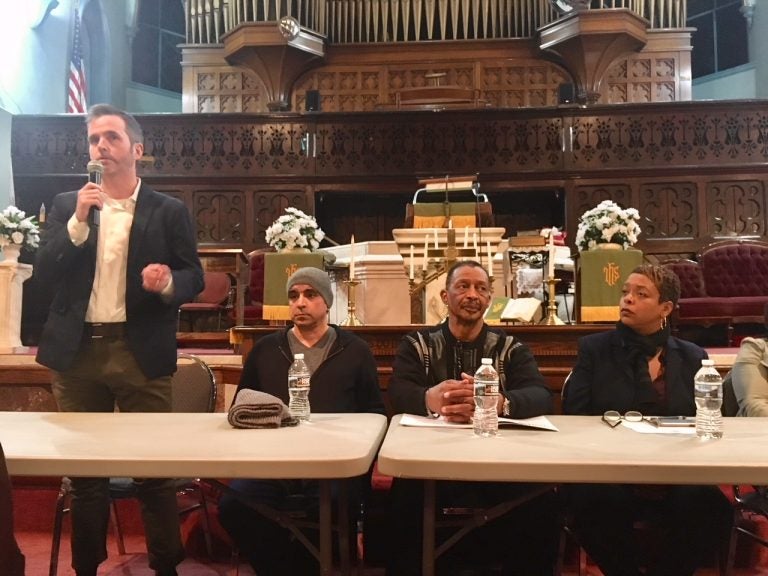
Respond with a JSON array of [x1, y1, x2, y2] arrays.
[[34, 183, 203, 379], [563, 329, 706, 417]]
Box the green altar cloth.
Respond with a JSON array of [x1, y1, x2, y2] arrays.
[[263, 252, 325, 320], [580, 248, 643, 322]]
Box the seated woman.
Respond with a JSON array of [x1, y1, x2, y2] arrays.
[[731, 303, 768, 416], [563, 264, 732, 576]]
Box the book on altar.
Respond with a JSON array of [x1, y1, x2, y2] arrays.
[[484, 297, 542, 323], [484, 297, 509, 324]]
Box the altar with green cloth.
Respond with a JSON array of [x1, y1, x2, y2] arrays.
[[262, 252, 325, 320], [579, 248, 643, 322]]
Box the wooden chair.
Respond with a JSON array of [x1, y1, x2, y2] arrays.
[[405, 176, 494, 229], [723, 371, 768, 572], [178, 270, 233, 331], [49, 354, 218, 575]]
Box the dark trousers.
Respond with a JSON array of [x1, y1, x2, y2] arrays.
[[218, 479, 323, 576], [565, 483, 733, 576], [386, 479, 560, 576], [51, 338, 184, 574]]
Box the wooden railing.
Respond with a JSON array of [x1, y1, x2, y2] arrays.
[[184, 0, 686, 44]]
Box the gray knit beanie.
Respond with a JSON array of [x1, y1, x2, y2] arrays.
[[286, 267, 333, 308]]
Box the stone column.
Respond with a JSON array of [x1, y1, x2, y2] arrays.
[[0, 260, 33, 353]]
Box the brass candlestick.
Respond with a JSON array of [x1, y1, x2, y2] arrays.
[[340, 279, 363, 326], [540, 277, 564, 325]]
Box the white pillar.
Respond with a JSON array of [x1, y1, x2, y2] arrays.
[[0, 261, 33, 353]]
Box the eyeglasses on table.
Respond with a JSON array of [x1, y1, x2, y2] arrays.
[[602, 410, 643, 428]]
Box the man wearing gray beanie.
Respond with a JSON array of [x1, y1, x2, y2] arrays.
[[285, 266, 334, 309], [219, 266, 384, 575]]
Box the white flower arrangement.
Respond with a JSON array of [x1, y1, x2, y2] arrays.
[[575, 200, 641, 251], [0, 206, 40, 250], [265, 207, 325, 251]]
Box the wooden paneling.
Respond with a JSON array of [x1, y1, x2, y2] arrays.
[[12, 101, 768, 261]]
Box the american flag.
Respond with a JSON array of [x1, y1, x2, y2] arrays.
[[67, 7, 87, 113]]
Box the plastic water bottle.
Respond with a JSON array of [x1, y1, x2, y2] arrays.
[[694, 358, 723, 439], [473, 358, 499, 437], [288, 353, 311, 422]]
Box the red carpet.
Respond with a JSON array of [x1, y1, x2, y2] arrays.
[[12, 483, 768, 575]]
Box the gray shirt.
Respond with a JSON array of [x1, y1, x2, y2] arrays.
[[287, 327, 337, 375]]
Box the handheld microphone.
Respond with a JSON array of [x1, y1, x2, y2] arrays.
[[86, 160, 104, 226]]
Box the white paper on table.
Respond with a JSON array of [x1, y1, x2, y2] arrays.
[[399, 413, 559, 432], [621, 420, 697, 435]]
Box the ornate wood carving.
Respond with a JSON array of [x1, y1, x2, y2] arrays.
[[222, 23, 326, 111], [182, 28, 690, 113], [707, 180, 766, 238], [538, 9, 649, 104], [253, 188, 313, 245], [196, 69, 266, 113], [11, 101, 768, 259], [638, 182, 698, 240]]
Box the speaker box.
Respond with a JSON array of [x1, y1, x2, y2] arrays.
[[306, 90, 320, 112], [558, 83, 575, 105]]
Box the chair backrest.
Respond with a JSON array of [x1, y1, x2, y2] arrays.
[[172, 353, 217, 413], [405, 201, 494, 228], [721, 370, 739, 417], [698, 239, 768, 297], [0, 442, 24, 576], [663, 258, 707, 299], [194, 271, 232, 305], [247, 250, 268, 306]]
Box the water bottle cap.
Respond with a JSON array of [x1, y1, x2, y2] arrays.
[[701, 359, 714, 366], [481, 358, 492, 364], [294, 353, 304, 360]]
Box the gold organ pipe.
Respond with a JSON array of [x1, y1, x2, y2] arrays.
[[184, 0, 686, 45]]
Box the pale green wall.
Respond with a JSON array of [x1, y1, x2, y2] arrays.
[[692, 3, 765, 101], [693, 64, 757, 101], [751, 2, 768, 97], [126, 83, 182, 113], [0, 0, 180, 213], [0, 108, 12, 208]]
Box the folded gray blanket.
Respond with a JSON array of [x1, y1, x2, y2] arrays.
[[228, 389, 299, 429]]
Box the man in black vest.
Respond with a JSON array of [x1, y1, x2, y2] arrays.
[[388, 260, 559, 576]]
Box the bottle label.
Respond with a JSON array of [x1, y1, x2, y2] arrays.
[[288, 375, 311, 389], [474, 381, 498, 396]]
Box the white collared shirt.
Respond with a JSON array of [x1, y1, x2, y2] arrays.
[[68, 180, 141, 323]]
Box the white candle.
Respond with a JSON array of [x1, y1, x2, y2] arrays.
[[434, 228, 439, 249], [409, 244, 415, 280], [472, 233, 478, 258], [448, 218, 453, 229], [548, 229, 555, 278], [423, 236, 429, 270], [463, 226, 469, 249], [486, 241, 493, 273], [350, 235, 356, 280]]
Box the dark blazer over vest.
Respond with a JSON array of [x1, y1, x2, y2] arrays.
[[34, 183, 204, 379], [563, 329, 706, 417]]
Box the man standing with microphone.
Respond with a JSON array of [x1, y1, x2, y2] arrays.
[[34, 104, 204, 576]]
